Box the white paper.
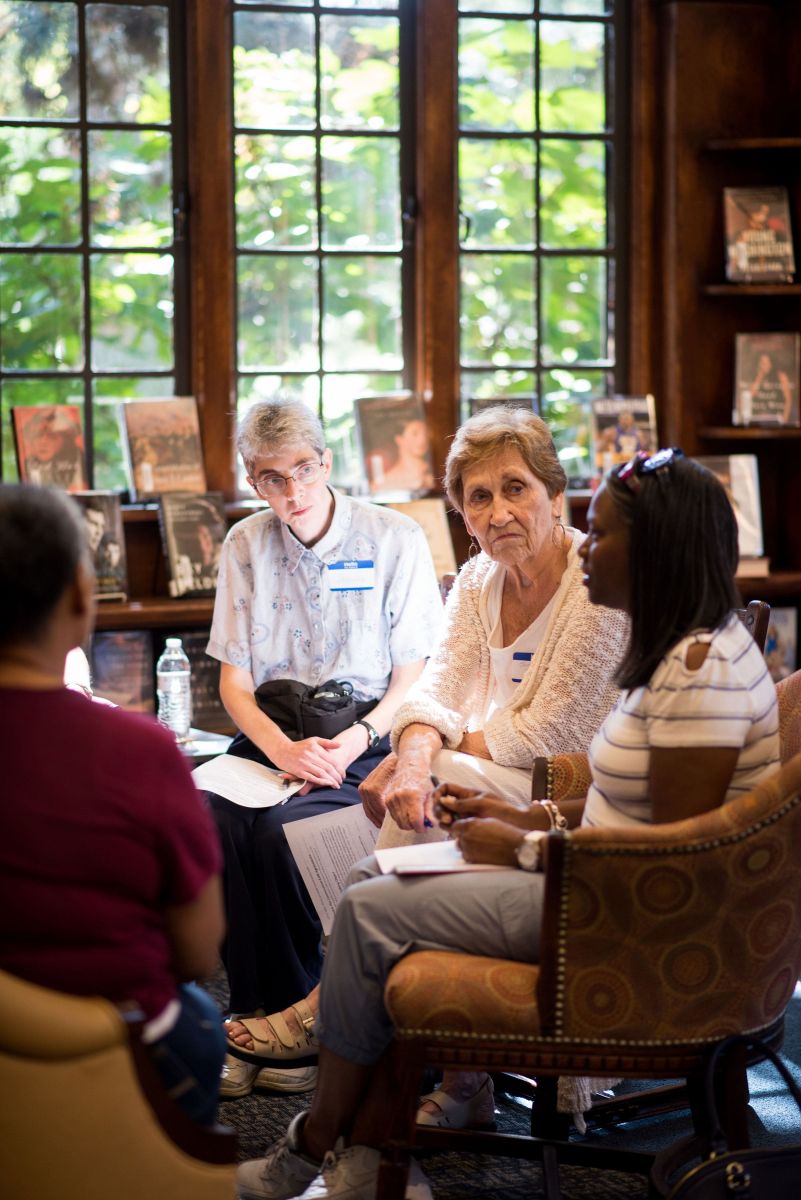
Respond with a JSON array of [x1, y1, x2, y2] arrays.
[[283, 804, 379, 934], [374, 839, 514, 875], [191, 755, 302, 808]]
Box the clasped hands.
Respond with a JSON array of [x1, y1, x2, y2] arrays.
[[433, 782, 540, 867], [274, 724, 368, 793]]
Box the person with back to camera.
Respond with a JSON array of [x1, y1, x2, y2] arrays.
[[0, 483, 226, 1126], [234, 448, 779, 1200], [205, 398, 443, 1101], [226, 405, 630, 1125]]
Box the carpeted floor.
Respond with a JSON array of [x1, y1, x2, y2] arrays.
[[205, 968, 801, 1199]]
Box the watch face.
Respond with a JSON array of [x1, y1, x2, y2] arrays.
[[516, 836, 540, 872]]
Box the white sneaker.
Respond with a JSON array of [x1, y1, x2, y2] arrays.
[[236, 1111, 320, 1200], [221, 1056, 318, 1099], [300, 1144, 432, 1200]]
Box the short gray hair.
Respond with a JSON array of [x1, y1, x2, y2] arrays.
[[236, 399, 326, 472], [444, 405, 567, 512]]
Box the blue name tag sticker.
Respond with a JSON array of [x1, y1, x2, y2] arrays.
[[328, 559, 375, 591]]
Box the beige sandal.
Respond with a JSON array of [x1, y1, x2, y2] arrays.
[[225, 998, 319, 1065]]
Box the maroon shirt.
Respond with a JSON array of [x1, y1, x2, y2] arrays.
[[0, 687, 222, 1019]]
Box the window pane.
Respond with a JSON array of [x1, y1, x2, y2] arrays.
[[321, 16, 399, 132], [541, 255, 607, 363], [322, 137, 400, 249], [92, 376, 174, 491], [323, 256, 402, 371], [1, 377, 83, 480], [540, 138, 607, 248], [323, 0, 398, 8], [1, 127, 82, 246], [89, 130, 173, 248], [540, 21, 606, 133], [460, 1, 532, 11], [0, 1, 79, 120], [238, 255, 319, 371], [459, 19, 534, 132], [91, 253, 174, 371], [460, 138, 535, 248], [0, 252, 84, 369], [461, 369, 535, 415], [234, 13, 316, 129], [542, 1, 608, 15], [86, 5, 170, 124], [460, 254, 535, 366], [542, 366, 609, 483], [236, 134, 317, 250], [322, 372, 402, 486]]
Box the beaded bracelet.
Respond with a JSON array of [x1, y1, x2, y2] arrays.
[[539, 799, 568, 831]]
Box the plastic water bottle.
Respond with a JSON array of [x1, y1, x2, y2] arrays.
[[156, 637, 192, 742]]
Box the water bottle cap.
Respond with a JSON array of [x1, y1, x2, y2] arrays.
[[165, 638, 182, 648]]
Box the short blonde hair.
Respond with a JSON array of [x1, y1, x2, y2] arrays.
[[237, 399, 325, 473], [444, 406, 567, 512]]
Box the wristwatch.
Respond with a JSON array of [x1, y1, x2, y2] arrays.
[[353, 718, 380, 750], [515, 830, 544, 873]]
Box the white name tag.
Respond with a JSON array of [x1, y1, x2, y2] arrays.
[[328, 559, 375, 591]]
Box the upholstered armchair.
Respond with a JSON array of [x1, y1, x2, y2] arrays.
[[377, 754, 801, 1200], [0, 970, 236, 1200]]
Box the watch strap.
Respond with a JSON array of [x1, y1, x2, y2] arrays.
[[353, 718, 380, 750]]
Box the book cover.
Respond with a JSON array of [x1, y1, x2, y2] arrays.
[[695, 454, 764, 561], [11, 404, 88, 492], [724, 186, 796, 283], [73, 491, 129, 601], [119, 396, 207, 501], [590, 395, 658, 475], [356, 393, 435, 498], [765, 607, 797, 683], [174, 630, 233, 734], [384, 497, 457, 579], [733, 332, 801, 426], [158, 492, 227, 598], [89, 630, 154, 712]]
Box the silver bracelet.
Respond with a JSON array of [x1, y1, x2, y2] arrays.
[[539, 799, 568, 831]]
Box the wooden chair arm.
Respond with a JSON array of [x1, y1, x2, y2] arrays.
[[531, 752, 591, 802]]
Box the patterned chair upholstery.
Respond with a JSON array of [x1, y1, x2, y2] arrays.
[[777, 667, 801, 764], [378, 755, 801, 1200], [0, 969, 236, 1200]]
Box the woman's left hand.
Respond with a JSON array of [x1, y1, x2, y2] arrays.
[[450, 816, 524, 867], [456, 730, 492, 759]]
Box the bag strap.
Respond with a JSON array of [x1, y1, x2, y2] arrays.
[[703, 1034, 801, 1154]]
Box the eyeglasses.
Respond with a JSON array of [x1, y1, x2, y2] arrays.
[[617, 447, 684, 494], [250, 459, 324, 498]]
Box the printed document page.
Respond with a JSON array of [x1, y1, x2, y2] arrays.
[[191, 755, 302, 808], [374, 838, 522, 875], [283, 804, 379, 934]]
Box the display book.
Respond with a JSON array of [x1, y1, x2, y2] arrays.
[[693, 453, 769, 577], [119, 396, 207, 501], [723, 186, 796, 283], [158, 491, 227, 597], [355, 392, 435, 499], [590, 394, 658, 477], [765, 608, 797, 684], [733, 332, 801, 426], [72, 491, 128, 601], [11, 404, 88, 492]]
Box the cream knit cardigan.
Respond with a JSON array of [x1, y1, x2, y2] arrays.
[[390, 532, 629, 763]]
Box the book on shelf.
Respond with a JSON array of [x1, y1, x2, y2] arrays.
[[119, 396, 207, 501], [158, 492, 227, 598], [383, 497, 457, 579], [723, 186, 796, 283], [356, 393, 435, 499], [89, 630, 154, 713], [694, 454, 766, 573], [172, 631, 233, 734], [73, 491, 129, 601], [765, 607, 797, 683], [11, 404, 88, 492], [590, 394, 658, 476], [733, 332, 801, 427]]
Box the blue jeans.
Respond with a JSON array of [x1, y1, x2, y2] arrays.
[[146, 983, 225, 1126]]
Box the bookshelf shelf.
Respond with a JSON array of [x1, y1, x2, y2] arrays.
[[699, 425, 801, 440], [702, 284, 801, 296], [738, 572, 801, 601], [94, 597, 215, 631], [705, 137, 801, 152]]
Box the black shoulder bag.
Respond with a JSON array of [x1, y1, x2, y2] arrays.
[[650, 1034, 801, 1200], [227, 678, 376, 766]]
